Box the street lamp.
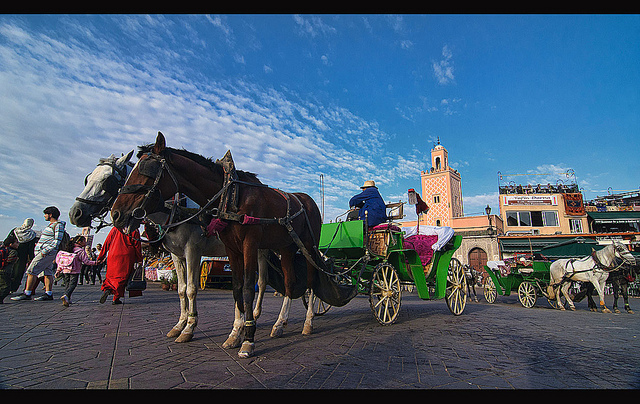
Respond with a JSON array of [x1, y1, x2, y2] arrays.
[[485, 204, 494, 237]]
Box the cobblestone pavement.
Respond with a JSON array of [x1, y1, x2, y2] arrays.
[[1, 281, 639, 389]]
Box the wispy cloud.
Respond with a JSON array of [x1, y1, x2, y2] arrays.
[[433, 44, 455, 85]]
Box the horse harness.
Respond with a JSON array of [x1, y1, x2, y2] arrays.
[[120, 151, 324, 272], [554, 249, 627, 287], [76, 158, 134, 231]]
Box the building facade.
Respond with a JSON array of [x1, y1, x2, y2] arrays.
[[401, 140, 500, 272]]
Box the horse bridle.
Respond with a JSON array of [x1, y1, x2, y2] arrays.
[[76, 159, 134, 231], [118, 152, 183, 230]]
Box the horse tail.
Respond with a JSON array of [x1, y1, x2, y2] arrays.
[[547, 284, 556, 300]]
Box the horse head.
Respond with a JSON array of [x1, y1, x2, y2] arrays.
[[110, 133, 182, 235], [69, 150, 134, 229], [613, 241, 636, 266]]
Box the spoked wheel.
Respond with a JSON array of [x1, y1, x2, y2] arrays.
[[446, 258, 467, 315], [484, 277, 497, 303], [518, 281, 537, 308], [369, 262, 402, 325], [302, 290, 331, 316]]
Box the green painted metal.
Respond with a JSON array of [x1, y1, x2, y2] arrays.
[[484, 260, 552, 297], [319, 221, 462, 301], [319, 221, 365, 259]]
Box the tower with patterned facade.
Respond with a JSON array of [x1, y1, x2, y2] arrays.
[[420, 140, 463, 226]]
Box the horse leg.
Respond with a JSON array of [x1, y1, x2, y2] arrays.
[[167, 254, 188, 338], [270, 247, 296, 338], [585, 283, 598, 312], [227, 252, 248, 351], [253, 249, 268, 320], [622, 282, 633, 313], [238, 245, 258, 358], [302, 241, 317, 336], [222, 304, 244, 349], [270, 296, 291, 338], [175, 251, 200, 343], [592, 278, 611, 313], [561, 282, 576, 311], [613, 281, 621, 313], [302, 288, 315, 335]]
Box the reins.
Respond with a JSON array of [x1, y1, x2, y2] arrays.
[[121, 150, 326, 275], [76, 159, 135, 232]]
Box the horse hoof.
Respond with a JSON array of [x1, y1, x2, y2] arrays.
[[302, 324, 313, 335], [238, 342, 254, 358], [270, 325, 284, 338], [627, 309, 634, 314], [590, 308, 598, 312], [175, 332, 193, 343], [166, 328, 182, 338], [569, 306, 576, 311], [602, 308, 612, 313], [614, 308, 621, 314], [222, 334, 242, 349]]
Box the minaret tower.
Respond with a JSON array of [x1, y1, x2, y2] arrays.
[[420, 138, 463, 226]]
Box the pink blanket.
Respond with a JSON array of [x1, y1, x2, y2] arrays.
[[403, 235, 438, 266]]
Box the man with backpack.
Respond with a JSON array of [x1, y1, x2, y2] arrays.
[[12, 206, 66, 301], [0, 236, 20, 303]]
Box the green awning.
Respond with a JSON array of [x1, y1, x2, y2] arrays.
[[587, 211, 640, 223], [540, 237, 602, 259]]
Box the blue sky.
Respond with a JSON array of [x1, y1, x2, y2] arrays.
[[1, 14, 639, 244]]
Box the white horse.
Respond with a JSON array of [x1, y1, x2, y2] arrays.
[[70, 153, 268, 346], [548, 242, 636, 312]]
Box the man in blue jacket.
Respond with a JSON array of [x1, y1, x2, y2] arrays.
[[349, 180, 388, 228]]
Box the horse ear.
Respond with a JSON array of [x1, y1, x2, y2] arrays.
[[117, 150, 134, 166], [153, 132, 166, 154], [216, 150, 235, 172]]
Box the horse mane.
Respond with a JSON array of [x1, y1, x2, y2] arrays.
[[137, 144, 262, 184]]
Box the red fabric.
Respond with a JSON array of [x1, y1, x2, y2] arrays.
[[206, 218, 228, 237], [97, 227, 143, 301], [403, 235, 438, 266]]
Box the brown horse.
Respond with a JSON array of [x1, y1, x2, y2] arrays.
[[110, 132, 323, 358]]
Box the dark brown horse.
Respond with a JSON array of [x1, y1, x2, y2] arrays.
[[110, 132, 323, 358]]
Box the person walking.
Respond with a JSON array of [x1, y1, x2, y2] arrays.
[[0, 236, 20, 304], [12, 206, 66, 301], [55, 235, 98, 307], [90, 245, 103, 285], [97, 226, 143, 305], [7, 218, 37, 293]]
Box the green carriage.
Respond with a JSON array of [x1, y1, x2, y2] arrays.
[[317, 212, 467, 325], [482, 258, 553, 308]]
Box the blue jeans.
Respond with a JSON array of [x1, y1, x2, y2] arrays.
[[62, 273, 79, 300]]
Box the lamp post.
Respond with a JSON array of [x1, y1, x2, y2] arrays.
[[485, 204, 493, 237]]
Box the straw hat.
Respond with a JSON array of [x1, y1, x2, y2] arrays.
[[360, 180, 377, 189]]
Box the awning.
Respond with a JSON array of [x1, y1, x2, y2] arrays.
[[588, 211, 640, 224]]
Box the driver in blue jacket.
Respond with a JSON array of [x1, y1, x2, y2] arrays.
[[349, 180, 388, 228]]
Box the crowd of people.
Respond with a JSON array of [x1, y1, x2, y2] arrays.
[[0, 205, 142, 306]]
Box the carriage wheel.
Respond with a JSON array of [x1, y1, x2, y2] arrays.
[[369, 262, 402, 325], [518, 281, 537, 308], [445, 258, 467, 315], [200, 261, 210, 291], [484, 277, 497, 304], [302, 290, 331, 316]]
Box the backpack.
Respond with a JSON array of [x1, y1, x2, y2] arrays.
[[0, 246, 11, 269], [55, 222, 73, 253], [55, 250, 80, 273]]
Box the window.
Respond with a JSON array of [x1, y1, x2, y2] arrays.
[[543, 211, 559, 227], [569, 219, 583, 233], [506, 210, 559, 227], [433, 195, 440, 204]]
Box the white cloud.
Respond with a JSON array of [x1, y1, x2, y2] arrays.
[[433, 44, 455, 85]]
